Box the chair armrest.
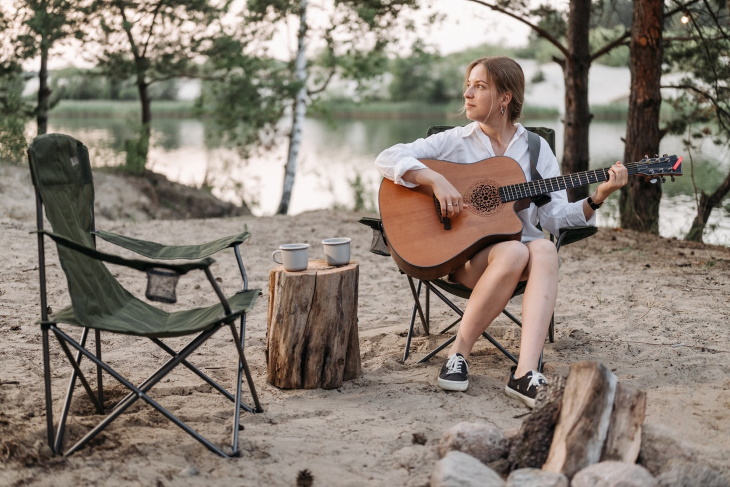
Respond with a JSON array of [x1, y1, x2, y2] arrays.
[[554, 226, 598, 250], [93, 229, 250, 260], [39, 230, 215, 275], [358, 217, 391, 257]]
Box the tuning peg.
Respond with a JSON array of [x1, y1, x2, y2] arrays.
[[671, 176, 676, 182], [661, 176, 666, 183], [650, 178, 658, 184]]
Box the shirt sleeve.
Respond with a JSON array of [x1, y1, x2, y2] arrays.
[[374, 130, 457, 188], [534, 138, 596, 236]]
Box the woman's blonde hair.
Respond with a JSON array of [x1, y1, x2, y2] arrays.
[[464, 56, 525, 122]]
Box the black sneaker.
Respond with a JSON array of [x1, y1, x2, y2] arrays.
[[504, 366, 548, 408], [438, 353, 469, 392]]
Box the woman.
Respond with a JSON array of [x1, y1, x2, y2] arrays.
[[374, 56, 628, 408]]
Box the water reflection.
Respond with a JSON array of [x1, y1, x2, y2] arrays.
[[45, 116, 729, 245]]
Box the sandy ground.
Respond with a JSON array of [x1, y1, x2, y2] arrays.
[[1, 165, 729, 486]]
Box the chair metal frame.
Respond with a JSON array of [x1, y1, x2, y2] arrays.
[[31, 133, 262, 458]]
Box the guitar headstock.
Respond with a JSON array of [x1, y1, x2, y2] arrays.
[[633, 154, 683, 180]]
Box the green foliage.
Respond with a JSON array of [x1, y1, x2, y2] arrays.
[[49, 67, 179, 101], [197, 34, 292, 157], [589, 0, 633, 30], [662, 2, 730, 151], [84, 0, 227, 172], [14, 0, 91, 60], [348, 172, 376, 213], [0, 71, 31, 164], [387, 42, 457, 104], [590, 26, 630, 67], [514, 38, 562, 64], [123, 124, 150, 176]]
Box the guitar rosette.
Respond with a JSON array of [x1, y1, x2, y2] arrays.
[[464, 180, 503, 216]]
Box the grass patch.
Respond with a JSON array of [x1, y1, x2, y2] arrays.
[[50, 100, 197, 118], [313, 100, 561, 120], [51, 99, 632, 122]]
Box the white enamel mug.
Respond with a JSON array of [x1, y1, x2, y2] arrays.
[[322, 238, 351, 266], [272, 243, 310, 271]]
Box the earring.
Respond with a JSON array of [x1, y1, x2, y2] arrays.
[[500, 106, 505, 115]]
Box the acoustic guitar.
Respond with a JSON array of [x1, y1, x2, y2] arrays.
[[379, 154, 683, 280]]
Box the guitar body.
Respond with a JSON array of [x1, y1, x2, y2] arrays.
[[378, 153, 683, 281], [379, 156, 529, 281]]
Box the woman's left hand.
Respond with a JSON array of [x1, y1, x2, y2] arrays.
[[593, 161, 628, 203]]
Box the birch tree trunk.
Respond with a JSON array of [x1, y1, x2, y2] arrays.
[[277, 0, 309, 215]]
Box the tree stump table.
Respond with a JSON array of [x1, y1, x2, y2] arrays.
[[266, 259, 361, 389]]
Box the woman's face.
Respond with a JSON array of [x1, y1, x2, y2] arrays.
[[463, 64, 500, 123]]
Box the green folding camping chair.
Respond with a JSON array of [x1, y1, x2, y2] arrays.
[[28, 133, 262, 458]]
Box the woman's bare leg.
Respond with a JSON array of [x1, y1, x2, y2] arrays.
[[446, 240, 530, 359], [513, 238, 558, 377]]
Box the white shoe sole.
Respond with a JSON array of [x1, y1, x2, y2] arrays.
[[438, 378, 469, 392], [504, 385, 536, 408]]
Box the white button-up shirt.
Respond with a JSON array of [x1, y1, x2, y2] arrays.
[[375, 122, 595, 242]]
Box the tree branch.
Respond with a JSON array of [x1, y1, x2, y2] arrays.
[[664, 83, 730, 131], [463, 0, 569, 58], [307, 64, 336, 96], [590, 32, 631, 62]]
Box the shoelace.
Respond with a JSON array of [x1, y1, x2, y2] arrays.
[[527, 371, 547, 389], [445, 354, 467, 374]]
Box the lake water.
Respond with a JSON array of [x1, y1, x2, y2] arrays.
[[46, 115, 730, 246]]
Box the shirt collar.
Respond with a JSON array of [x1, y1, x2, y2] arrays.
[[463, 121, 527, 140]]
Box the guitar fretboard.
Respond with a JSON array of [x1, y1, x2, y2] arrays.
[[499, 163, 646, 203]]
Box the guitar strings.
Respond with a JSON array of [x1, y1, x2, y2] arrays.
[[499, 159, 674, 203]]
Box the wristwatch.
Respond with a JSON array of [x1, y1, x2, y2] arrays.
[[587, 196, 603, 210]]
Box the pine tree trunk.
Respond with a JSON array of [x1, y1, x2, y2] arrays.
[[277, 0, 309, 215], [620, 0, 664, 234], [561, 0, 592, 202]]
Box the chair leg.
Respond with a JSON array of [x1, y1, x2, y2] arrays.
[[41, 324, 56, 454], [548, 314, 555, 343], [406, 277, 429, 334], [149, 337, 253, 411], [416, 334, 456, 364], [403, 278, 426, 362], [50, 324, 236, 457], [229, 316, 263, 456], [54, 327, 101, 453], [95, 329, 103, 407]]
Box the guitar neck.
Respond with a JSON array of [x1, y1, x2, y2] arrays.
[[500, 163, 641, 202]]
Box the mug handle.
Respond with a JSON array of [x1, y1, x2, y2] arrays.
[[272, 249, 283, 264]]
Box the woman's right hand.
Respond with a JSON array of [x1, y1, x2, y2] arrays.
[[403, 168, 465, 218], [431, 174, 465, 218]]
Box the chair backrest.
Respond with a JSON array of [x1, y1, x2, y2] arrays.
[[427, 125, 556, 156], [28, 134, 132, 320], [28, 134, 96, 244]]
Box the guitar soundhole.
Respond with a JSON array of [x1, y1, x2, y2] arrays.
[[465, 180, 503, 216]]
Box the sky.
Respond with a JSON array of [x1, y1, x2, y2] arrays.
[[16, 0, 533, 70], [419, 0, 531, 54]]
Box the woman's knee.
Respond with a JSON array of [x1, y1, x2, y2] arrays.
[[527, 239, 558, 268], [494, 240, 530, 269]]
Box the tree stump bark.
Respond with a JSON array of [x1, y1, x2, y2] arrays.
[[266, 260, 361, 389]]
